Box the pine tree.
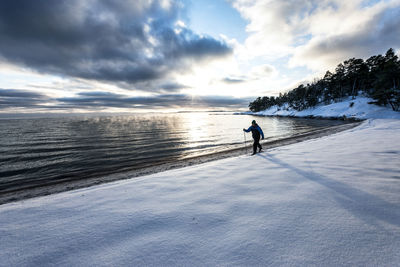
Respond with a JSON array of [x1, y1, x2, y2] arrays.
[[371, 49, 400, 110], [248, 48, 400, 112]]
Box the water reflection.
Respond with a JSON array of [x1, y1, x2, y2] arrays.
[[0, 113, 345, 192]]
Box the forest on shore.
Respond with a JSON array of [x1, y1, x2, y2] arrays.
[[249, 48, 400, 112]]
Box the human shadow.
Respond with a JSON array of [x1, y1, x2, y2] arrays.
[[257, 153, 400, 228]]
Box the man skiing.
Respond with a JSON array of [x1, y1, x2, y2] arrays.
[[243, 120, 264, 155]]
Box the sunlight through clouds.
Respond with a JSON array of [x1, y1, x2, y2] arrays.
[[0, 0, 399, 113]]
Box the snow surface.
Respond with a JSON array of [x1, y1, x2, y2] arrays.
[[255, 96, 400, 119], [1, 99, 400, 266]]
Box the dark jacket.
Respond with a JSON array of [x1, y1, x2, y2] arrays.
[[244, 124, 264, 139]]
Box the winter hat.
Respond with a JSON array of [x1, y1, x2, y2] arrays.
[[252, 120, 256, 124]]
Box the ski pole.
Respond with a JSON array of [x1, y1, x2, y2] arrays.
[[243, 131, 247, 154]]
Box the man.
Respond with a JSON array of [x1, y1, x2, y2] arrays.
[[243, 120, 264, 155]]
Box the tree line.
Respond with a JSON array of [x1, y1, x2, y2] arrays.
[[249, 48, 400, 112]]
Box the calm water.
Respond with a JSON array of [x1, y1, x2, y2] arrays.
[[0, 113, 345, 193]]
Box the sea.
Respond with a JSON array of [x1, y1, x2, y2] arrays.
[[0, 112, 346, 193]]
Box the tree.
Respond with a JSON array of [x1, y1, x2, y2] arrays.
[[371, 49, 400, 110], [248, 48, 400, 112], [333, 63, 346, 100], [343, 58, 368, 98]]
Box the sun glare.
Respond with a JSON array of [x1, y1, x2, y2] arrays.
[[184, 112, 209, 144]]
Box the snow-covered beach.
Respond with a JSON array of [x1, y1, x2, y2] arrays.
[[253, 96, 400, 120], [1, 98, 400, 266], [0, 120, 358, 205]]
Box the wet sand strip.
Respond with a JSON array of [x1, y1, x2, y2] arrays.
[[0, 121, 363, 205]]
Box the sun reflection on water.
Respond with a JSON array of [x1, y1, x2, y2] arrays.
[[183, 112, 210, 145]]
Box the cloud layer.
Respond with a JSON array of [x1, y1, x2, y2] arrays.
[[232, 0, 400, 71], [0, 0, 231, 89], [0, 88, 249, 111], [0, 89, 48, 109], [1, 0, 399, 113], [57, 91, 250, 110]]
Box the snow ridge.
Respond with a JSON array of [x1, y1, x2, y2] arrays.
[[254, 96, 400, 120]]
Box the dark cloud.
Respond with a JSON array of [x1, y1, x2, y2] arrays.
[[56, 91, 250, 109], [222, 77, 247, 84], [159, 82, 190, 92], [0, 88, 250, 111], [0, 0, 232, 90], [0, 89, 46, 99], [0, 88, 49, 109]]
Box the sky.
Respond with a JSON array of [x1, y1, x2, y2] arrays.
[[0, 0, 399, 113]]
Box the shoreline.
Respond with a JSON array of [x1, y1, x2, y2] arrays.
[[236, 112, 364, 122], [0, 121, 363, 205]]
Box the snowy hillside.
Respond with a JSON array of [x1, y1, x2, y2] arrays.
[[254, 96, 400, 120]]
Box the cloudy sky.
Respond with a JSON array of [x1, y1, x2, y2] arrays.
[[0, 0, 399, 113]]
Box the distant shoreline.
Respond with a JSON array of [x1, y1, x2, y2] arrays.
[[0, 121, 362, 205], [237, 112, 364, 122]]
